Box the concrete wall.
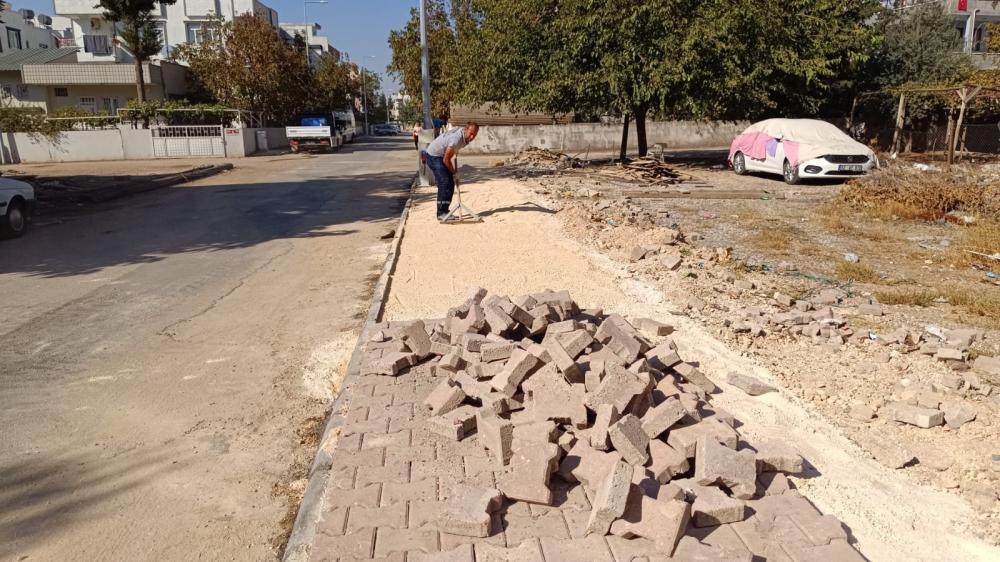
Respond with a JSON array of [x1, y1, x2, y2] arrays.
[[463, 120, 751, 155], [120, 128, 154, 159]]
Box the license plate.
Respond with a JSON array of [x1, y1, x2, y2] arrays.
[[838, 164, 863, 172]]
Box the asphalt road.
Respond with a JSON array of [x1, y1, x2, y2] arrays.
[[0, 137, 415, 561]]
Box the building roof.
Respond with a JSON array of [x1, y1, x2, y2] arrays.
[[0, 47, 78, 71]]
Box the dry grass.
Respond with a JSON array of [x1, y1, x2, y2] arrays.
[[840, 167, 1000, 221], [834, 262, 881, 284], [816, 203, 855, 233], [951, 221, 1000, 269], [874, 287, 941, 307], [752, 224, 796, 253], [874, 285, 1000, 329]]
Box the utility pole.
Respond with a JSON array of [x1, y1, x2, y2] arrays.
[[362, 68, 368, 136], [419, 0, 433, 129], [302, 0, 328, 65]]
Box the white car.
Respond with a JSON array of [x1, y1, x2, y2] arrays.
[[0, 177, 34, 238], [729, 119, 876, 184]]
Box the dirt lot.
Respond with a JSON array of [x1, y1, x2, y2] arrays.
[[487, 148, 1000, 547]]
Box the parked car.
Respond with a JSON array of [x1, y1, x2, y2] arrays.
[[0, 177, 35, 238], [372, 124, 401, 136], [729, 119, 877, 184]]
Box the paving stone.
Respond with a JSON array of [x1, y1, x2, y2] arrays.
[[726, 373, 776, 396], [885, 401, 944, 428], [754, 441, 804, 474], [426, 405, 478, 440], [477, 409, 514, 467], [645, 341, 681, 372], [646, 439, 689, 483], [481, 342, 518, 363], [973, 355, 1000, 376], [750, 491, 822, 524], [356, 463, 410, 486], [544, 337, 583, 382], [694, 438, 757, 499], [605, 535, 662, 562], [409, 544, 475, 562], [935, 347, 965, 361], [608, 414, 650, 465], [326, 483, 381, 508], [438, 485, 504, 538], [584, 459, 632, 535], [317, 505, 348, 535], [640, 398, 685, 439], [475, 538, 545, 562], [512, 420, 559, 444], [362, 429, 411, 450], [584, 363, 648, 413], [490, 349, 540, 396], [409, 500, 447, 529], [672, 535, 753, 562], [789, 513, 848, 546], [311, 526, 375, 560], [609, 487, 689, 554], [687, 522, 754, 556], [848, 403, 875, 422], [401, 320, 434, 358], [555, 329, 595, 359], [782, 539, 866, 562], [497, 442, 561, 505], [364, 351, 419, 376], [730, 519, 794, 562], [382, 478, 437, 506], [635, 318, 674, 336], [502, 511, 570, 544], [373, 528, 439, 558], [591, 404, 620, 451], [672, 362, 718, 394], [595, 317, 648, 363], [424, 379, 467, 416], [940, 399, 977, 429], [540, 536, 614, 562], [523, 365, 588, 428], [756, 472, 792, 497], [348, 502, 408, 532], [385, 444, 436, 465], [667, 418, 738, 457], [691, 484, 746, 527]]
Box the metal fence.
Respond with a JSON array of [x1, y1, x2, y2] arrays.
[[43, 115, 121, 131]]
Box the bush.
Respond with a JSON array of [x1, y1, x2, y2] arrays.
[[839, 166, 1000, 221], [121, 99, 237, 127]]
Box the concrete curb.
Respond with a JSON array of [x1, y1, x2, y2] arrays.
[[83, 163, 235, 203], [282, 174, 417, 562]]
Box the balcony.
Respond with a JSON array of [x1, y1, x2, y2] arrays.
[[22, 63, 156, 85], [53, 0, 104, 15]]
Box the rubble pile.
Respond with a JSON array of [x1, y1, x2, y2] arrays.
[[506, 147, 584, 171], [361, 288, 866, 560]]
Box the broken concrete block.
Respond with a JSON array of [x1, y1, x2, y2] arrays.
[[522, 364, 588, 428], [557, 440, 619, 490], [640, 398, 685, 439], [400, 320, 433, 358], [645, 341, 681, 372], [584, 459, 632, 536], [481, 342, 517, 363], [940, 400, 977, 429], [774, 293, 794, 307], [512, 420, 558, 444], [726, 373, 775, 396], [584, 363, 648, 413], [935, 348, 965, 362], [630, 246, 648, 262], [635, 318, 674, 337], [424, 379, 467, 416], [885, 402, 944, 428], [662, 254, 683, 271], [364, 351, 418, 376], [756, 472, 792, 497], [438, 485, 503, 537], [426, 405, 478, 441], [849, 404, 875, 422], [489, 349, 540, 397], [584, 359, 604, 393], [693, 437, 757, 499], [543, 337, 583, 383], [813, 289, 842, 305], [497, 442, 560, 505], [691, 484, 746, 527], [672, 362, 717, 394], [477, 409, 514, 467], [608, 414, 650, 465], [554, 329, 594, 359], [485, 305, 516, 335], [858, 303, 883, 316], [972, 355, 1000, 376], [452, 372, 494, 401], [595, 318, 646, 363], [609, 490, 689, 555], [591, 404, 620, 451], [753, 441, 804, 474], [668, 418, 738, 457], [647, 439, 689, 483]]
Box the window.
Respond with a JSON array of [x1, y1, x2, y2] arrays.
[[83, 34, 112, 55], [102, 97, 120, 113], [54, 87, 68, 97], [185, 22, 218, 45], [78, 97, 96, 112], [6, 28, 21, 50], [153, 21, 168, 57]]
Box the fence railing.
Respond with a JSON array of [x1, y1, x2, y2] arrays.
[[865, 124, 1000, 160]]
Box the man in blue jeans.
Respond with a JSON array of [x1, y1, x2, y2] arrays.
[[422, 122, 480, 221]]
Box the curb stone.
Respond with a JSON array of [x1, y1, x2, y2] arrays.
[[282, 174, 417, 562], [84, 163, 236, 202]]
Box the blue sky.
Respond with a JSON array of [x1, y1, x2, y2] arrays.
[[14, 0, 413, 92]]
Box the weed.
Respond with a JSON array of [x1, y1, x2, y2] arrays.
[[835, 262, 881, 283], [839, 167, 1000, 221], [874, 287, 939, 307], [816, 203, 855, 233], [752, 224, 798, 253], [951, 221, 1000, 269]]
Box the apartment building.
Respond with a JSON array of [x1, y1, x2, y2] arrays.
[[279, 22, 331, 66], [893, 1, 1000, 66]]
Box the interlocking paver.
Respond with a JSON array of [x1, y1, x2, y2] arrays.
[[348, 502, 408, 532], [384, 444, 436, 465], [475, 538, 545, 562], [374, 528, 440, 557], [540, 536, 615, 562], [310, 526, 374, 561], [605, 535, 661, 562], [362, 429, 411, 450], [332, 447, 384, 469], [342, 417, 391, 436], [382, 478, 438, 506], [327, 466, 356, 490], [337, 432, 362, 453], [325, 483, 381, 509], [356, 462, 410, 486], [317, 506, 347, 535], [409, 544, 475, 562], [502, 511, 570, 544]]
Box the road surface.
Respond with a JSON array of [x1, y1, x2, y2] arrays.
[[0, 137, 415, 561]]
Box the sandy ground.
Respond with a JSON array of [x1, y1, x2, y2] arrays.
[[0, 138, 413, 561], [383, 169, 999, 562]]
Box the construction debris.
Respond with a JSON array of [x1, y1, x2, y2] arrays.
[[358, 288, 867, 560]]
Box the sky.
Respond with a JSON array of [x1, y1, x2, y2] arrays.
[[14, 0, 413, 92]]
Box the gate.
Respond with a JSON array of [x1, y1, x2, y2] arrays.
[[152, 125, 226, 158]]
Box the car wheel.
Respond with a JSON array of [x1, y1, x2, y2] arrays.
[[1, 198, 28, 239], [733, 152, 747, 175], [291, 145, 300, 153], [783, 160, 800, 185]]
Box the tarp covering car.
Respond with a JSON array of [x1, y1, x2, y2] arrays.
[[728, 118, 874, 168]]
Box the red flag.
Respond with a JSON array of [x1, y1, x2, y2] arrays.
[[958, 0, 968, 11]]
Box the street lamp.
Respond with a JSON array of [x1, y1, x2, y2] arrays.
[[361, 54, 377, 136], [419, 0, 433, 129], [302, 0, 328, 65]]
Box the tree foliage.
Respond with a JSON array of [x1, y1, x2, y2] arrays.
[[314, 50, 360, 112], [96, 0, 178, 101], [387, 0, 457, 117], [173, 15, 315, 126]]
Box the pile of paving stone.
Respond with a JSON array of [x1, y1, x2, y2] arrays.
[[362, 288, 866, 560]]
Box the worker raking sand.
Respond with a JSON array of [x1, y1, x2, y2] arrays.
[[422, 121, 480, 222]]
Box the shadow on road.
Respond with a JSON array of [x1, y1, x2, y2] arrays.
[[0, 167, 412, 278]]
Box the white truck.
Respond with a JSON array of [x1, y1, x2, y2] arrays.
[[335, 112, 356, 143], [286, 113, 342, 153]]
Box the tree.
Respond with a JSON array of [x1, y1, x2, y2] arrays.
[[387, 0, 457, 118], [97, 0, 178, 101], [314, 50, 360, 111], [173, 16, 315, 125]]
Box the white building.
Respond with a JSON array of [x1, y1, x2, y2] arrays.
[[52, 0, 279, 62], [279, 22, 331, 66], [388, 93, 410, 121], [0, 4, 60, 51]]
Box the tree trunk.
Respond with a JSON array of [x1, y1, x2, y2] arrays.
[[134, 57, 147, 102], [891, 93, 906, 156], [633, 104, 649, 157], [619, 112, 631, 163]]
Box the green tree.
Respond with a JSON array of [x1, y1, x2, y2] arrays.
[[96, 0, 178, 101], [173, 15, 315, 125], [387, 0, 456, 117], [314, 49, 359, 111]]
